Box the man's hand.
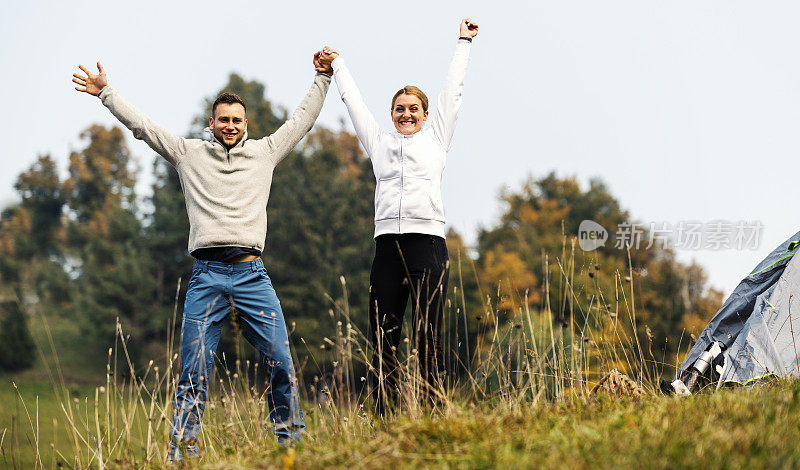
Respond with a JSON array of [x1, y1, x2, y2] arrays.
[[459, 18, 479, 39], [314, 49, 334, 75], [316, 46, 338, 75], [73, 62, 108, 96]]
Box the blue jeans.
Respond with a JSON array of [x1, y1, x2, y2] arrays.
[[169, 258, 304, 453]]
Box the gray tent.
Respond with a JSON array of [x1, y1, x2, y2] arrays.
[[668, 230, 800, 395]]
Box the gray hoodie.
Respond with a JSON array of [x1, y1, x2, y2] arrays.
[[98, 73, 331, 253]]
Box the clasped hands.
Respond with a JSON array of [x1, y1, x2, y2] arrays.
[[313, 47, 339, 75]]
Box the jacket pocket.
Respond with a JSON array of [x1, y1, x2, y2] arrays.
[[375, 176, 401, 221], [401, 176, 436, 220], [429, 192, 445, 223]]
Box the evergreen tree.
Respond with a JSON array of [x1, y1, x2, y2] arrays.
[[63, 125, 157, 355], [264, 127, 375, 355], [147, 159, 191, 309], [14, 155, 65, 254], [0, 155, 70, 309], [0, 298, 36, 372]]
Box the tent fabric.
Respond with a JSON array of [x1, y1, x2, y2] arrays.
[[677, 230, 800, 383]]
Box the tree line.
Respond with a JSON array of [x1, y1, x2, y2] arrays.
[[0, 74, 722, 384]]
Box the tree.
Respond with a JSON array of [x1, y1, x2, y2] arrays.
[[475, 173, 721, 360], [63, 125, 135, 222], [63, 125, 157, 356], [0, 298, 36, 372], [0, 156, 69, 375], [0, 155, 70, 308], [147, 159, 191, 309], [14, 155, 65, 253], [264, 127, 375, 347]]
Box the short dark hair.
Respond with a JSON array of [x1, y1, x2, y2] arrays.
[[212, 92, 246, 116]]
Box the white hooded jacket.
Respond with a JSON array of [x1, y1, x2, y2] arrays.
[[331, 40, 471, 239]]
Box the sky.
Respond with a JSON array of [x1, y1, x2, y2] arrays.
[[2, 0, 800, 295]]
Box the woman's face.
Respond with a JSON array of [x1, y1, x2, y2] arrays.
[[392, 94, 428, 135]]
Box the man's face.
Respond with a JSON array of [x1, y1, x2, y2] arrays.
[[391, 94, 427, 135], [210, 103, 247, 148]]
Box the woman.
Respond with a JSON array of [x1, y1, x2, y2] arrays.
[[320, 18, 479, 412]]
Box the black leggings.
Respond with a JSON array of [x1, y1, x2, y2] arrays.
[[369, 233, 449, 412]]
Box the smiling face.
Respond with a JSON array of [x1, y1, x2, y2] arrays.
[[210, 102, 247, 149], [391, 93, 428, 135]]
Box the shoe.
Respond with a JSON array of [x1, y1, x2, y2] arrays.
[[277, 436, 296, 449], [167, 441, 198, 462]]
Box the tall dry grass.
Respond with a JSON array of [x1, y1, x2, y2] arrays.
[[1, 241, 681, 468]]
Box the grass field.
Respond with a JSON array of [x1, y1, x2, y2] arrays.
[[3, 376, 800, 469], [2, 252, 796, 469]]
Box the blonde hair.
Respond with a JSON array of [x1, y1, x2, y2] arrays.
[[391, 86, 429, 112]]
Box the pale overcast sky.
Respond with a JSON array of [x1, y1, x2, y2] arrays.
[[2, 1, 800, 294]]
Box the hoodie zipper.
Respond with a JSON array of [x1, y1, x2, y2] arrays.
[[399, 137, 404, 232], [215, 137, 232, 168], [209, 129, 235, 168]]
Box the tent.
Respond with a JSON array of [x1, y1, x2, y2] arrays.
[[666, 230, 800, 395]]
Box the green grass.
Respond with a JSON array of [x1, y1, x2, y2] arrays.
[[2, 246, 793, 469], [293, 381, 800, 468], [3, 378, 800, 468], [0, 381, 93, 469], [7, 312, 111, 385]]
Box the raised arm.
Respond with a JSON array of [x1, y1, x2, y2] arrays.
[[264, 54, 332, 164], [322, 48, 382, 159], [430, 19, 478, 151], [73, 62, 186, 167]]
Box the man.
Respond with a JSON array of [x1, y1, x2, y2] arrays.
[[72, 53, 335, 459]]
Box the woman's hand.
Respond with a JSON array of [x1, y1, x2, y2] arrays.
[[314, 46, 339, 75], [459, 18, 479, 39], [320, 46, 339, 63]]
